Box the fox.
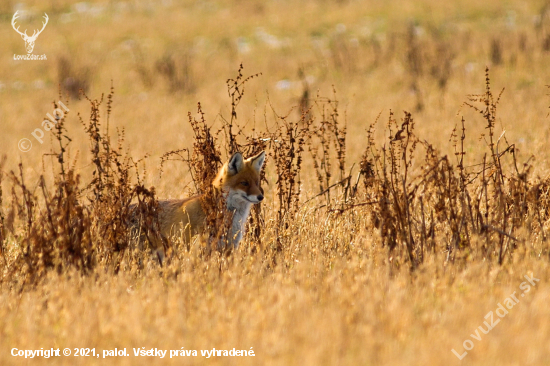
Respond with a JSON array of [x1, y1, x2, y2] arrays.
[[131, 151, 265, 259]]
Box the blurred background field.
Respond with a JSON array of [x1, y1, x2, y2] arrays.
[[2, 0, 550, 182], [1, 0, 550, 365]]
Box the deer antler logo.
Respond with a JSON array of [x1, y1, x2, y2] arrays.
[[12, 11, 49, 54]]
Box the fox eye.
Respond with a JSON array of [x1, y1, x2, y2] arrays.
[[240, 181, 249, 187]]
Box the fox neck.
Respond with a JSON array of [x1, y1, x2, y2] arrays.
[[225, 190, 252, 248]]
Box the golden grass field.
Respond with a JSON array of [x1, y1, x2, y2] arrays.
[[1, 0, 550, 365]]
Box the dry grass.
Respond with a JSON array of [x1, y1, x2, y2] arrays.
[[2, 0, 550, 365]]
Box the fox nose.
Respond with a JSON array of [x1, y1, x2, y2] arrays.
[[257, 195, 264, 202]]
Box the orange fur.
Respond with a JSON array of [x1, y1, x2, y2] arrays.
[[145, 151, 266, 255]]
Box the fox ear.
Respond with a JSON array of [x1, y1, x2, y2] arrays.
[[250, 151, 266, 172], [228, 152, 244, 174]]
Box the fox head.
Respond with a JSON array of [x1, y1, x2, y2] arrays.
[[214, 151, 266, 206]]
